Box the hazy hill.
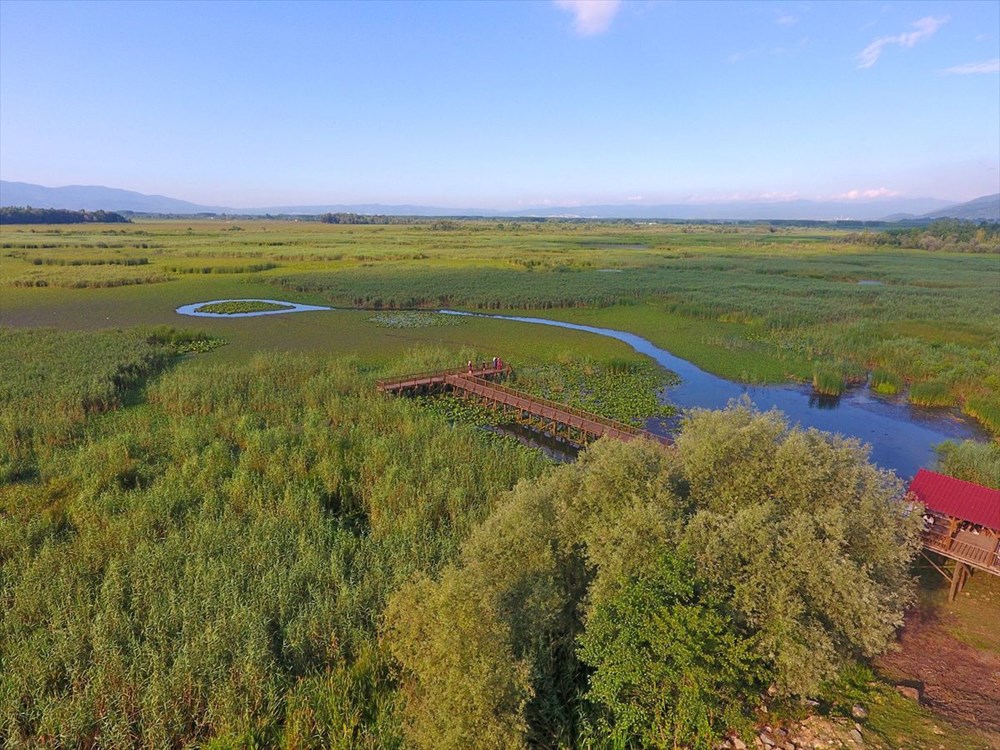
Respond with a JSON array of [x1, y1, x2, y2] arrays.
[[0, 181, 226, 214], [920, 193, 1000, 222], [506, 198, 952, 221], [0, 180, 960, 221]]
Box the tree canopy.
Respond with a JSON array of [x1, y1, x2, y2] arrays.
[[384, 401, 923, 748]]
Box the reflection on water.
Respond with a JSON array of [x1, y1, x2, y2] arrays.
[[808, 393, 842, 410], [485, 423, 579, 463], [442, 310, 990, 479]]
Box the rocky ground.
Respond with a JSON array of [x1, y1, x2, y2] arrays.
[[720, 716, 868, 750]]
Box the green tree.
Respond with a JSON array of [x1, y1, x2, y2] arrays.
[[382, 403, 923, 747], [677, 401, 923, 695], [579, 552, 763, 750]]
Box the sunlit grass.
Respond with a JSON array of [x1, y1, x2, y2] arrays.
[[2, 219, 998, 433]]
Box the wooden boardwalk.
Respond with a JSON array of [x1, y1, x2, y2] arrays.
[[377, 365, 671, 449]]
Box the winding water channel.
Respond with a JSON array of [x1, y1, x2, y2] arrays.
[[177, 301, 990, 479], [443, 312, 989, 479]]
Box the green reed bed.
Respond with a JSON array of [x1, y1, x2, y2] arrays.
[[870, 369, 904, 395], [166, 262, 280, 274], [0, 326, 222, 483], [908, 380, 955, 407], [812, 367, 846, 396], [1, 350, 548, 748]]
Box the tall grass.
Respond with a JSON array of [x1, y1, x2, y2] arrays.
[[0, 345, 549, 746], [812, 366, 845, 396], [871, 369, 903, 395], [908, 380, 954, 407]]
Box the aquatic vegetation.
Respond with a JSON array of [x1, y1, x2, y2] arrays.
[[512, 358, 677, 426], [871, 369, 903, 395], [167, 262, 279, 274], [0, 350, 548, 747], [2, 221, 997, 435], [909, 380, 954, 407], [369, 311, 466, 328], [812, 366, 845, 396], [195, 300, 294, 314]]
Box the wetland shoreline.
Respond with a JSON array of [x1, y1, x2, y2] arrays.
[[177, 300, 990, 477]]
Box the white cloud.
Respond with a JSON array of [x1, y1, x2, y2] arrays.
[[945, 58, 1000, 74], [626, 195, 644, 201], [836, 188, 900, 200], [554, 0, 622, 36], [857, 16, 948, 69], [776, 14, 797, 26]]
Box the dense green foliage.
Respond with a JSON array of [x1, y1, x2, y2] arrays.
[[845, 220, 1000, 254], [0, 328, 168, 482], [0, 327, 223, 483], [0, 206, 130, 224], [0, 209, 984, 749], [0, 220, 993, 746], [385, 404, 922, 748], [936, 439, 1000, 489], [578, 553, 763, 749], [0, 317, 928, 747]]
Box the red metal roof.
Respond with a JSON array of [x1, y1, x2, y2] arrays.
[[908, 469, 1000, 531]]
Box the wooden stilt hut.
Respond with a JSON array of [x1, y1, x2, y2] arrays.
[[908, 469, 1000, 601]]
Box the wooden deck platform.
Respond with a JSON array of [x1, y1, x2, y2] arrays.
[[922, 526, 1000, 576], [377, 365, 671, 448]]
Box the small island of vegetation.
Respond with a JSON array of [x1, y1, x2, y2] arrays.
[[194, 300, 295, 314]]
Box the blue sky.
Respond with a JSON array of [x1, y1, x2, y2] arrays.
[[1, 0, 998, 208]]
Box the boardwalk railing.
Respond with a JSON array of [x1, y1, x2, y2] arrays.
[[378, 365, 670, 448], [377, 365, 509, 393], [448, 375, 647, 440]]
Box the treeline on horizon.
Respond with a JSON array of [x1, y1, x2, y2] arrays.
[[0, 206, 130, 225], [844, 218, 1000, 253]]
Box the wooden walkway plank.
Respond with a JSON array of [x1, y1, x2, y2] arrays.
[[379, 364, 671, 449]]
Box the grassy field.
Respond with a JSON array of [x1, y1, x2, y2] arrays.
[[2, 220, 998, 435]]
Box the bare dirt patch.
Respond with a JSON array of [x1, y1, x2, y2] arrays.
[[877, 605, 1000, 741]]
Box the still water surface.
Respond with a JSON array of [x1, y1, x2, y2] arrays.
[[442, 311, 989, 479]]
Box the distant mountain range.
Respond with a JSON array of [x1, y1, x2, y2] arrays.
[[918, 193, 1000, 221], [1, 180, 997, 222]]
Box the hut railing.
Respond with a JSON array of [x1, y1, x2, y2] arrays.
[[923, 527, 1000, 572]]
